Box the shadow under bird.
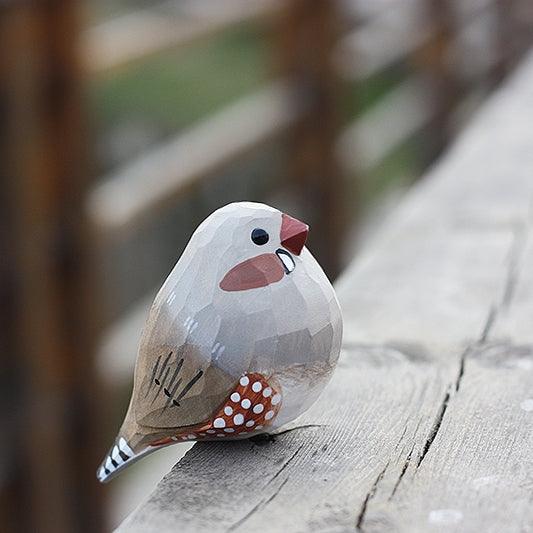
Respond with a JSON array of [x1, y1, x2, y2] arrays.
[[98, 202, 342, 483]]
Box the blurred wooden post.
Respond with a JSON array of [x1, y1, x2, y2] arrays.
[[0, 9, 19, 531], [494, 0, 533, 83], [0, 2, 104, 532], [416, 0, 459, 159], [279, 0, 346, 279], [492, 0, 516, 84]]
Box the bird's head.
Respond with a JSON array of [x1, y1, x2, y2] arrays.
[[211, 202, 309, 292]]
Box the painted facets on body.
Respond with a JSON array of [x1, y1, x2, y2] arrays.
[[97, 202, 343, 483]]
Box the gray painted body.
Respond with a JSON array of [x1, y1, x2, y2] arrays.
[[134, 203, 342, 430]]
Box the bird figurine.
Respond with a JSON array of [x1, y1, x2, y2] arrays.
[[97, 202, 342, 483]]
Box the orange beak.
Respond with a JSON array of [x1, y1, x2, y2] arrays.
[[280, 213, 309, 255]]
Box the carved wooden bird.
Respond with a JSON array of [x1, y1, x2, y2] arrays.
[[97, 202, 342, 482]]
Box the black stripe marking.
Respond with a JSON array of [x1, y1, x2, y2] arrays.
[[170, 378, 182, 398], [164, 358, 185, 408], [161, 367, 170, 387], [168, 379, 182, 408], [111, 458, 119, 468], [104, 467, 110, 475], [151, 364, 171, 405], [119, 450, 130, 461], [163, 388, 171, 397], [161, 351, 173, 371], [167, 358, 184, 391], [148, 354, 162, 393], [174, 370, 204, 403], [156, 351, 173, 385]]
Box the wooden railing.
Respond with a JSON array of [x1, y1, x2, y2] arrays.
[[86, 0, 531, 256], [117, 47, 533, 533], [87, 81, 299, 240], [83, 0, 282, 76]]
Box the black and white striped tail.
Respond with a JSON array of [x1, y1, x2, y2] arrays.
[[97, 437, 135, 483]]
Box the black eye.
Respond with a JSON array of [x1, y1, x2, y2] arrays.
[[251, 228, 269, 245]]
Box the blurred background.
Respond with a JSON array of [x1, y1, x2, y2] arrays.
[[1, 0, 532, 531]]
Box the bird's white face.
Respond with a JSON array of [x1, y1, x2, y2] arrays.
[[210, 202, 309, 292]]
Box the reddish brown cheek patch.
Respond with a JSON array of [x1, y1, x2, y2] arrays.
[[219, 254, 284, 292], [149, 373, 282, 446]]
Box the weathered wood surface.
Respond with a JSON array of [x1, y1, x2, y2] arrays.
[[117, 52, 533, 532]]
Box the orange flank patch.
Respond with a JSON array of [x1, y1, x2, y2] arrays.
[[149, 373, 282, 446]]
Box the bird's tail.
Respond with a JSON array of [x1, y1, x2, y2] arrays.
[[96, 436, 152, 483]]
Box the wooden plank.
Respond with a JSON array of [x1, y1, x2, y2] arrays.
[[86, 81, 300, 239], [340, 0, 406, 23], [338, 75, 433, 173], [336, 0, 429, 81], [84, 0, 280, 76], [337, 0, 497, 82], [116, 51, 533, 533]]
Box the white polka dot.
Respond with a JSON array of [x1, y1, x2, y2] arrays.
[[521, 399, 533, 411], [252, 381, 262, 392], [271, 394, 281, 405], [265, 410, 275, 420], [262, 387, 272, 397], [256, 425, 263, 430], [199, 433, 206, 437], [224, 406, 233, 416], [253, 404, 264, 414], [239, 376, 249, 386], [233, 414, 244, 425], [241, 398, 251, 409], [171, 436, 178, 441], [206, 429, 216, 434], [214, 417, 226, 428], [245, 420, 255, 427], [187, 434, 196, 439], [217, 434, 225, 437], [230, 392, 241, 402], [181, 436, 188, 440], [224, 428, 235, 433]]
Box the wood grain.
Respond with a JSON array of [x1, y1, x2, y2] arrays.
[[117, 52, 533, 532]]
